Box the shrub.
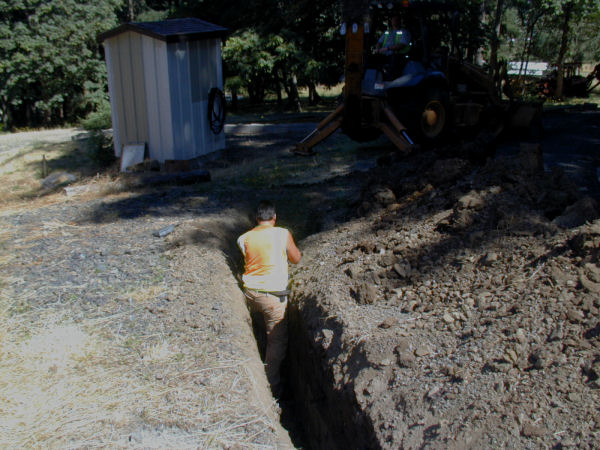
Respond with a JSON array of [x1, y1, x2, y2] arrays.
[[80, 100, 112, 132], [85, 131, 116, 167]]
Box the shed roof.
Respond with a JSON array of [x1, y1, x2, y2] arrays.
[[99, 18, 228, 43]]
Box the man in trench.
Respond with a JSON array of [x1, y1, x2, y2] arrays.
[[237, 200, 302, 396]]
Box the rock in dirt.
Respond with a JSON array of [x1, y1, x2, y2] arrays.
[[579, 264, 600, 294], [458, 190, 485, 210], [393, 261, 412, 279], [373, 186, 397, 206], [521, 422, 546, 438], [356, 282, 378, 304], [153, 224, 176, 238], [42, 171, 77, 189], [553, 197, 599, 228], [378, 317, 399, 329]]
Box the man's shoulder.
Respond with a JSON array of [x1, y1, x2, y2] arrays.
[[237, 229, 252, 245]]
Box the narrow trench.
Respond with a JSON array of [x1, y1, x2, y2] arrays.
[[245, 278, 376, 449], [219, 219, 319, 447], [223, 200, 376, 448], [233, 244, 328, 447], [246, 307, 309, 448]]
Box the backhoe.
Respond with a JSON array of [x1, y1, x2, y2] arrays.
[[295, 0, 540, 155]]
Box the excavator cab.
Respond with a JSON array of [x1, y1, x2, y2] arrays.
[[360, 7, 450, 142]]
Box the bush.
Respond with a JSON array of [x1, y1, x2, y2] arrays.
[[85, 131, 116, 168], [80, 100, 112, 131]]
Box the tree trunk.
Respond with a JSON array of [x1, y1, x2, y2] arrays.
[[230, 88, 238, 112], [308, 82, 321, 105], [127, 0, 135, 21], [475, 2, 487, 65], [489, 0, 505, 95], [0, 96, 7, 129], [517, 6, 543, 95], [273, 71, 283, 107], [287, 74, 302, 112], [281, 70, 292, 98], [554, 2, 573, 99]]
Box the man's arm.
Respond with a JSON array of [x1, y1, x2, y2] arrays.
[[286, 232, 301, 264], [237, 235, 246, 256], [375, 33, 385, 53]]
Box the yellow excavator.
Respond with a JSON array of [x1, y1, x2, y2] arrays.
[[295, 0, 540, 156]]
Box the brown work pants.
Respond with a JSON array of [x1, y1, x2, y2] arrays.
[[244, 289, 288, 390]]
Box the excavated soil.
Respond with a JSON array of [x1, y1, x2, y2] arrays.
[[1, 106, 600, 448], [285, 107, 600, 449], [290, 153, 600, 449]]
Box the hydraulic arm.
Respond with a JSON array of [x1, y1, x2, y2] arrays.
[[294, 2, 415, 155]]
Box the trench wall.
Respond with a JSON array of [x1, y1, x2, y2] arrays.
[[287, 301, 379, 450]]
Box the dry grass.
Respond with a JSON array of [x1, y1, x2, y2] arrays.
[[0, 137, 73, 204], [0, 129, 119, 209], [0, 212, 279, 447], [0, 288, 278, 447]]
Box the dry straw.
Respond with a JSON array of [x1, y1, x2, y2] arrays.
[[0, 293, 278, 447]]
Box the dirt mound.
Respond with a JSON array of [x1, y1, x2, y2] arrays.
[[289, 144, 600, 448]]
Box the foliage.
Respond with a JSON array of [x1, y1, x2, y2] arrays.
[[538, 0, 600, 62], [223, 30, 276, 103], [80, 99, 112, 131], [193, 0, 343, 108], [85, 131, 116, 167], [1, 0, 600, 129], [493, 0, 599, 64], [0, 0, 120, 129]]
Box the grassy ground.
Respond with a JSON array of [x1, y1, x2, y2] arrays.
[[0, 130, 284, 447], [0, 129, 117, 207]]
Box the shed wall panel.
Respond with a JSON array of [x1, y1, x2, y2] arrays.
[[190, 39, 208, 155], [211, 38, 226, 152], [168, 41, 195, 160], [141, 36, 174, 161], [188, 38, 225, 156], [113, 36, 130, 155], [116, 33, 135, 146], [103, 42, 122, 157], [128, 32, 149, 144], [111, 32, 149, 151], [207, 38, 225, 153]]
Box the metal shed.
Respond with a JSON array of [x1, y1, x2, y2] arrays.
[[99, 18, 228, 163]]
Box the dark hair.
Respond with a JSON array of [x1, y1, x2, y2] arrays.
[[256, 200, 276, 222]]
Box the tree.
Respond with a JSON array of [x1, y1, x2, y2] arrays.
[[183, 0, 343, 109], [544, 0, 597, 98], [222, 30, 276, 104], [484, 0, 509, 91], [277, 0, 343, 103], [0, 0, 121, 129]]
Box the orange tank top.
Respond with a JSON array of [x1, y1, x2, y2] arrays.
[[237, 225, 290, 291]]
